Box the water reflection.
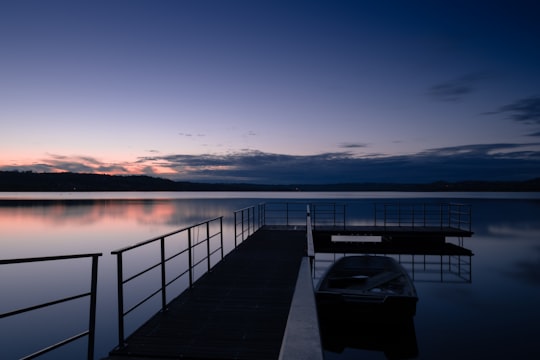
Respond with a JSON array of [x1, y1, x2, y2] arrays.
[[319, 311, 418, 359], [504, 247, 540, 285], [0, 198, 254, 227]]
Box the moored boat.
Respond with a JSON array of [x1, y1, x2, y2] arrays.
[[315, 255, 418, 318]]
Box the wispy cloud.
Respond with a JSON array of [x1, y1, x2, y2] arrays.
[[428, 73, 486, 102], [339, 142, 369, 149], [489, 96, 540, 124], [43, 154, 130, 173]]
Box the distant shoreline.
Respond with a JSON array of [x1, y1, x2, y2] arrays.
[[1, 171, 539, 192]]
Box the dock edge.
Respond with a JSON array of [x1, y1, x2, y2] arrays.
[[278, 256, 324, 360]]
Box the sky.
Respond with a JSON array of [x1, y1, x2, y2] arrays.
[[1, 0, 540, 184]]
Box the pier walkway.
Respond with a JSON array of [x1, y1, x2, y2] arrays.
[[104, 229, 311, 360]]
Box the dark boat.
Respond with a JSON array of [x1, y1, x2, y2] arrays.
[[315, 255, 418, 318]]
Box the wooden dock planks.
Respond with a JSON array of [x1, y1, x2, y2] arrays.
[[104, 229, 307, 360]]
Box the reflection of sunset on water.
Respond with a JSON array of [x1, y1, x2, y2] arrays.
[[0, 198, 252, 259], [0, 200, 177, 227]]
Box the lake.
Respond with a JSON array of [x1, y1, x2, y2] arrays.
[[1, 191, 540, 359]]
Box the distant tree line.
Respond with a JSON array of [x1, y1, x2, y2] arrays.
[[1, 171, 539, 192]]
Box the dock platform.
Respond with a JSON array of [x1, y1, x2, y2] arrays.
[[104, 229, 308, 360]]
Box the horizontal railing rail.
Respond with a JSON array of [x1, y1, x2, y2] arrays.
[[0, 253, 102, 360], [111, 217, 223, 349]]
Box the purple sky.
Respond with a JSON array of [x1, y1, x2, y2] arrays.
[[1, 0, 539, 184]]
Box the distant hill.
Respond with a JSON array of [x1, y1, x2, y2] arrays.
[[1, 171, 539, 192]]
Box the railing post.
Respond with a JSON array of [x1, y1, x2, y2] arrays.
[[306, 205, 315, 269], [249, 207, 253, 235], [160, 237, 167, 312], [234, 211, 238, 247], [206, 221, 211, 272], [116, 253, 125, 348], [87, 254, 99, 360], [311, 203, 315, 228], [188, 229, 193, 288], [241, 210, 245, 241], [220, 217, 224, 259]]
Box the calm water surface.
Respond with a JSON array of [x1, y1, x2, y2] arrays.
[[1, 192, 539, 359]]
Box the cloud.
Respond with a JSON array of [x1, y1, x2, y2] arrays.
[[490, 96, 540, 124], [2, 145, 539, 184], [2, 154, 131, 175], [428, 73, 486, 102], [339, 142, 369, 149], [136, 144, 540, 184]]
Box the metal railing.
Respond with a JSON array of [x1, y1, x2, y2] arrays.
[[111, 216, 223, 349], [0, 253, 102, 360], [260, 202, 307, 226], [306, 205, 315, 266], [258, 202, 346, 228], [233, 205, 258, 246], [374, 202, 471, 231], [448, 203, 472, 232], [311, 202, 346, 229]]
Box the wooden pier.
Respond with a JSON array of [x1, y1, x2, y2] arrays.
[[104, 229, 309, 360]]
